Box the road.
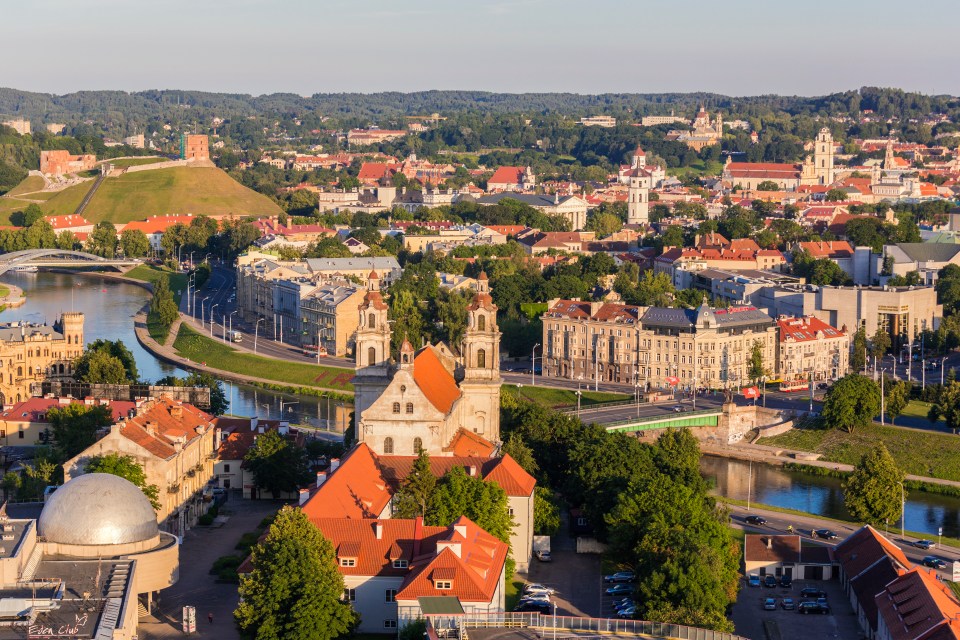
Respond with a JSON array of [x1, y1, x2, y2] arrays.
[[728, 502, 958, 574]]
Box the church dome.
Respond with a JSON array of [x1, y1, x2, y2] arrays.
[[39, 473, 159, 546]]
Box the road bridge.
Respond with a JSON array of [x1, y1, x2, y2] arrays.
[[0, 249, 140, 276]]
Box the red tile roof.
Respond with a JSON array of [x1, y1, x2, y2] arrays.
[[376, 454, 535, 497], [413, 348, 461, 415], [301, 444, 392, 520], [876, 568, 960, 640], [778, 316, 845, 343], [797, 240, 854, 259], [118, 398, 213, 459], [357, 162, 398, 182], [835, 525, 910, 581], [45, 215, 92, 230], [725, 162, 801, 179], [488, 166, 525, 186], [444, 428, 497, 457], [123, 214, 197, 234], [0, 397, 136, 423]]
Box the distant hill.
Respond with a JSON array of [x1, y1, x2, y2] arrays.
[[36, 166, 282, 223]]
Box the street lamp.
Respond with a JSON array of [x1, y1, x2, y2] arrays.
[[898, 480, 905, 540], [880, 368, 887, 426], [942, 357, 949, 386], [210, 304, 219, 337], [531, 343, 540, 387], [254, 318, 265, 354], [229, 310, 238, 341], [201, 296, 209, 325], [186, 273, 195, 314]]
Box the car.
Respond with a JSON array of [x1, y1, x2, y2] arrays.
[[763, 575, 778, 588], [518, 596, 551, 607], [617, 606, 636, 618], [781, 598, 795, 610], [816, 597, 830, 611], [535, 550, 552, 562], [514, 601, 551, 614], [779, 575, 792, 588], [523, 583, 554, 596], [745, 515, 767, 526], [913, 540, 934, 550], [800, 587, 826, 599], [817, 382, 829, 390], [763, 598, 777, 611], [605, 584, 633, 596], [748, 574, 761, 588], [798, 601, 829, 615], [923, 556, 948, 570], [671, 405, 684, 413], [811, 529, 839, 540], [613, 599, 636, 612], [604, 571, 636, 583]]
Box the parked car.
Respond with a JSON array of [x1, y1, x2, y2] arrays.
[[617, 606, 636, 618], [745, 515, 767, 526], [923, 556, 948, 570], [816, 597, 830, 611], [779, 575, 792, 588], [798, 601, 829, 615], [612, 597, 634, 610], [614, 600, 636, 613], [514, 601, 551, 614], [604, 571, 636, 583], [781, 598, 795, 610], [748, 574, 761, 588], [811, 529, 839, 540], [605, 584, 633, 596], [763, 598, 777, 611], [800, 587, 826, 599], [535, 549, 552, 562], [913, 540, 934, 550], [523, 583, 554, 596], [763, 575, 778, 588]]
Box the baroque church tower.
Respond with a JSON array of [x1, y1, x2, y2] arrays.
[[626, 145, 651, 225], [814, 127, 835, 185], [353, 271, 392, 425], [457, 272, 502, 439]]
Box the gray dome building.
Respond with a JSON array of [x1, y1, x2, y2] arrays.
[[39, 473, 159, 546]]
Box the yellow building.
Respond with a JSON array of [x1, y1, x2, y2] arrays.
[[0, 312, 84, 404]]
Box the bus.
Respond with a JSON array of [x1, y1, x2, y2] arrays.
[[779, 379, 809, 393]]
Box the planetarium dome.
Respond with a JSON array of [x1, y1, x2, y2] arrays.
[[38, 473, 159, 546]]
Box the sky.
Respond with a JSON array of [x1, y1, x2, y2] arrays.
[[3, 0, 960, 97]]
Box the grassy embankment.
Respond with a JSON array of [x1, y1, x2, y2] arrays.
[[105, 157, 168, 168], [125, 264, 188, 343], [173, 323, 354, 391], [4, 176, 45, 196], [758, 420, 960, 482], [502, 384, 631, 409], [38, 166, 282, 223]]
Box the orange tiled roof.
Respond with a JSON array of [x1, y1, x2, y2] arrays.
[[488, 166, 526, 186], [876, 568, 960, 640], [119, 398, 212, 459], [835, 525, 910, 580], [376, 454, 535, 497], [301, 444, 392, 519], [0, 397, 136, 423], [413, 348, 461, 414], [778, 316, 845, 343], [444, 428, 497, 457], [311, 517, 444, 578], [123, 214, 197, 234]]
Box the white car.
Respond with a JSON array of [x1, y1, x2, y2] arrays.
[[523, 583, 555, 596]]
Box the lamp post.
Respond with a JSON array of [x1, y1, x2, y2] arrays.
[[229, 311, 238, 341], [531, 343, 540, 387], [942, 357, 949, 386], [186, 274, 195, 314], [690, 323, 698, 411], [254, 318, 264, 354], [201, 296, 209, 325], [210, 304, 219, 337], [576, 376, 583, 418], [188, 251, 195, 269], [899, 481, 905, 540], [880, 368, 886, 426]]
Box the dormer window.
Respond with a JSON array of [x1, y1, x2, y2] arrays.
[[435, 580, 452, 590], [393, 559, 408, 569], [340, 558, 357, 567]]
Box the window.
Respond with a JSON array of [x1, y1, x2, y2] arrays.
[[344, 588, 356, 602], [478, 315, 485, 331], [17, 431, 23, 439], [383, 620, 398, 629], [384, 437, 394, 454], [393, 559, 408, 568], [368, 313, 376, 328], [340, 558, 356, 567], [223, 464, 230, 473], [385, 589, 397, 602], [413, 437, 423, 454], [477, 348, 486, 368], [392, 402, 401, 414], [435, 581, 452, 590], [404, 402, 413, 414], [367, 347, 376, 366]]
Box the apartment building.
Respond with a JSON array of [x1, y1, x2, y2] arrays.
[[541, 300, 777, 390], [777, 316, 849, 383]]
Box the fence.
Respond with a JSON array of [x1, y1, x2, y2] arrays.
[[457, 613, 748, 640], [603, 408, 723, 432]]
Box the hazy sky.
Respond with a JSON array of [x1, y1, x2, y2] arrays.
[[4, 0, 959, 97]]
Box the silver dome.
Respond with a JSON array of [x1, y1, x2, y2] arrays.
[[39, 473, 159, 546]]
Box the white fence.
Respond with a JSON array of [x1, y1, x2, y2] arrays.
[[455, 612, 749, 640]]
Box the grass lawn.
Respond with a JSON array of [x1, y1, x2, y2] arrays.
[[503, 385, 630, 409], [758, 423, 960, 481], [0, 285, 9, 299], [5, 176, 45, 196], [173, 323, 354, 391], [668, 159, 724, 180], [37, 181, 94, 217], [106, 157, 168, 168], [146, 312, 170, 345], [0, 197, 33, 222], [125, 264, 188, 302], [505, 576, 523, 611], [901, 400, 937, 421], [47, 166, 282, 224]]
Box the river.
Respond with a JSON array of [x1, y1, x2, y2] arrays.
[[702, 455, 960, 539], [0, 271, 348, 430]]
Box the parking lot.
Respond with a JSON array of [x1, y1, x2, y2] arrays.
[[731, 576, 861, 640], [523, 536, 602, 618]]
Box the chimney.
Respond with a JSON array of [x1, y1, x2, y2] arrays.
[[375, 521, 383, 540], [330, 458, 340, 472], [766, 537, 772, 550], [145, 421, 158, 436], [413, 516, 424, 557], [316, 471, 327, 487], [466, 465, 477, 477], [170, 405, 183, 419], [298, 488, 310, 506]]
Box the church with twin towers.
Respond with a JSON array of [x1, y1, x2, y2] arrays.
[[352, 270, 503, 457]]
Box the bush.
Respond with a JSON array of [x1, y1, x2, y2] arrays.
[[236, 531, 261, 555], [211, 554, 242, 574], [198, 513, 215, 526]]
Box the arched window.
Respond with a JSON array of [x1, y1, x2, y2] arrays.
[[368, 347, 376, 366], [392, 402, 401, 414], [58, 364, 64, 374], [384, 437, 394, 454], [477, 315, 485, 331], [368, 313, 376, 329], [477, 349, 486, 369], [413, 437, 423, 454], [405, 402, 413, 414], [16, 367, 22, 377]]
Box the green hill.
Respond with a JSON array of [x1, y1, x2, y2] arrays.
[[37, 166, 282, 223]]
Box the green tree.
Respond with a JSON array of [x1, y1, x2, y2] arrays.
[[235, 506, 358, 640], [17, 204, 44, 227], [822, 374, 880, 433], [19, 454, 58, 501], [86, 453, 161, 509], [47, 403, 114, 461], [929, 381, 960, 433], [87, 221, 119, 258], [533, 487, 561, 536], [1, 471, 20, 501], [150, 275, 180, 329], [501, 432, 538, 475], [851, 326, 868, 372], [388, 288, 425, 357], [884, 377, 909, 425], [808, 258, 848, 286], [244, 430, 311, 497], [120, 228, 151, 258], [156, 372, 229, 416], [427, 466, 513, 545], [870, 328, 892, 360], [825, 188, 849, 202], [73, 339, 139, 383], [748, 340, 767, 382], [585, 212, 622, 237], [755, 180, 779, 192], [843, 443, 905, 526], [629, 270, 675, 307], [391, 450, 437, 519]]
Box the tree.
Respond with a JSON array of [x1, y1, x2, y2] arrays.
[[851, 326, 868, 372], [86, 453, 161, 509], [73, 339, 139, 383], [87, 221, 119, 258], [928, 381, 960, 434], [156, 372, 228, 416], [501, 432, 538, 475], [18, 204, 44, 227], [807, 258, 848, 286], [843, 443, 905, 526], [120, 229, 151, 258], [822, 374, 880, 433], [825, 188, 849, 202], [630, 270, 675, 307], [748, 340, 767, 382], [235, 506, 358, 640], [755, 180, 779, 192], [533, 486, 561, 536], [870, 328, 891, 360], [884, 377, 909, 425], [427, 466, 513, 545], [47, 403, 114, 461], [585, 212, 622, 237], [150, 275, 180, 329], [391, 450, 436, 519], [244, 430, 311, 497]]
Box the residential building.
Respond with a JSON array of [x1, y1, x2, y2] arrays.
[[669, 105, 722, 151], [0, 313, 84, 405], [214, 417, 308, 498], [641, 112, 687, 127], [875, 568, 960, 640], [742, 534, 835, 581], [776, 316, 849, 382], [579, 115, 617, 127], [794, 240, 874, 282], [0, 396, 135, 446], [2, 118, 31, 135], [304, 257, 401, 285], [45, 123, 66, 134], [881, 243, 960, 285], [122, 214, 198, 252], [39, 150, 97, 176], [486, 166, 536, 193], [123, 133, 145, 148], [301, 282, 366, 356], [354, 271, 502, 455], [63, 397, 217, 539], [348, 128, 407, 146], [656, 246, 786, 285], [541, 301, 777, 390], [45, 214, 94, 236], [515, 230, 596, 254]]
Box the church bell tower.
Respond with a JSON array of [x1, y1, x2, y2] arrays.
[[458, 272, 502, 440], [353, 271, 392, 431]]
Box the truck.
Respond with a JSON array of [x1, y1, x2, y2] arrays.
[[533, 535, 551, 562], [230, 331, 242, 343]]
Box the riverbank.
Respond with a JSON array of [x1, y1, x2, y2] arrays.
[[0, 282, 25, 310]]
